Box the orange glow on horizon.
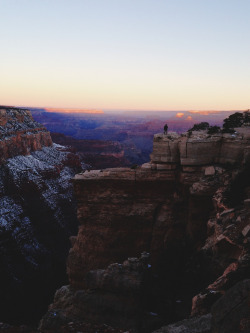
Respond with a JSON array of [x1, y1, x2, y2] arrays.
[[176, 112, 184, 118], [45, 108, 104, 114], [189, 110, 221, 115]]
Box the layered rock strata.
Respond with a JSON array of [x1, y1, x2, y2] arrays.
[[0, 107, 52, 163], [150, 130, 250, 167], [0, 107, 81, 323]]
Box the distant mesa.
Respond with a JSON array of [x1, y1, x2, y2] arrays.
[[45, 107, 104, 114]]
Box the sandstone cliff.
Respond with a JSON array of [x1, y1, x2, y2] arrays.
[[0, 107, 82, 324], [42, 129, 250, 332]]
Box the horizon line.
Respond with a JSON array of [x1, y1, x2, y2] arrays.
[[11, 104, 249, 113]]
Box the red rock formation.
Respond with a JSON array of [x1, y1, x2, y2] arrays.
[[0, 107, 52, 163]]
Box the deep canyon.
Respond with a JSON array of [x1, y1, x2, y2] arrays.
[[0, 107, 249, 333]]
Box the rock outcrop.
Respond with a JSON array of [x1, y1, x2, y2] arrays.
[[0, 107, 81, 324], [0, 107, 52, 163], [42, 129, 250, 332]]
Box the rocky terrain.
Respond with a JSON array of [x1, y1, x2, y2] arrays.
[[0, 107, 82, 324], [41, 128, 250, 332], [1, 107, 249, 332]]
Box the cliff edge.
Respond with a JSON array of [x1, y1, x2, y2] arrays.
[[42, 129, 250, 332]]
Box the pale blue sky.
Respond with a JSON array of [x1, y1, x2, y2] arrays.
[[0, 0, 249, 110]]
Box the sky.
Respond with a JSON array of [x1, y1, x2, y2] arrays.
[[0, 0, 250, 111]]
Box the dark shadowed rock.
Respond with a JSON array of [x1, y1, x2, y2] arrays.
[[40, 253, 159, 332], [211, 279, 250, 333], [152, 314, 211, 333]]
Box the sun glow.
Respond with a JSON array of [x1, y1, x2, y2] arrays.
[[176, 113, 185, 118]]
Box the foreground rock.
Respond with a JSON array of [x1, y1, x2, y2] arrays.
[[152, 314, 211, 333], [0, 322, 134, 333], [40, 253, 159, 332], [211, 279, 250, 333], [42, 130, 250, 331]]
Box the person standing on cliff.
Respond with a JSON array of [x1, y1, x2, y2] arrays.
[[164, 123, 168, 134]]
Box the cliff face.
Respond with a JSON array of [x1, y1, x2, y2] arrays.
[[42, 130, 250, 332], [0, 107, 52, 163], [0, 107, 81, 324], [68, 131, 250, 287]]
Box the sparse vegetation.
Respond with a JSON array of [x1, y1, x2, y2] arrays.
[[131, 164, 138, 169], [188, 122, 222, 136], [222, 110, 250, 133], [207, 125, 221, 134], [188, 122, 219, 135], [188, 110, 250, 136], [189, 122, 210, 132]]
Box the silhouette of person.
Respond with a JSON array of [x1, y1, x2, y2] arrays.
[[164, 124, 168, 134]]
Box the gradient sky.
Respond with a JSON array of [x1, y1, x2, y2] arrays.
[[0, 0, 249, 110]]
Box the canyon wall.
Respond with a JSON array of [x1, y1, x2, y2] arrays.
[[0, 107, 52, 163], [0, 107, 81, 324]]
